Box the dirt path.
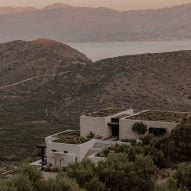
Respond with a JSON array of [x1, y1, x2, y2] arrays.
[[0, 71, 72, 90]]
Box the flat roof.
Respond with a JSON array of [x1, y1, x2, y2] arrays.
[[127, 110, 191, 122], [87, 108, 125, 117], [53, 131, 89, 144]]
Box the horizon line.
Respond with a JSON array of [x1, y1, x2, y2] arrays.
[[0, 2, 190, 12]]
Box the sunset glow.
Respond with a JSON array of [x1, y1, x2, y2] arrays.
[[0, 0, 191, 10]]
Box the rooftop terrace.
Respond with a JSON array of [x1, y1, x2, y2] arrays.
[[128, 110, 191, 123], [53, 131, 89, 144], [87, 108, 124, 117]]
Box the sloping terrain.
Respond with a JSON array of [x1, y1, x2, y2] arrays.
[[0, 38, 90, 86], [0, 39, 91, 164], [0, 3, 191, 42], [0, 39, 191, 164]]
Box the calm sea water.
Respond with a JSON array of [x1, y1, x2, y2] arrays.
[[68, 40, 191, 61]]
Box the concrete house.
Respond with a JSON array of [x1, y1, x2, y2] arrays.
[[81, 109, 191, 140], [41, 108, 191, 169]]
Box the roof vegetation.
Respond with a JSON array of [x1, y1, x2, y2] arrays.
[[87, 108, 124, 117], [53, 131, 89, 144], [128, 111, 191, 122]]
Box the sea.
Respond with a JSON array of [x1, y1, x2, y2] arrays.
[[68, 40, 191, 61]]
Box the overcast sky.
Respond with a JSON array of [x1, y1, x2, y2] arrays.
[[0, 0, 191, 10]]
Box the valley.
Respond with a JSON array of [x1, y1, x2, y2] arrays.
[[0, 39, 191, 165]]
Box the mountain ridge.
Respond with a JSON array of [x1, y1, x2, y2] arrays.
[[0, 6, 37, 15], [0, 3, 191, 42], [43, 3, 73, 10], [1, 2, 191, 12]]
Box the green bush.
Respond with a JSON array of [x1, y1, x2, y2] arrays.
[[170, 117, 191, 161], [0, 179, 16, 191], [154, 178, 188, 191], [132, 122, 147, 138], [13, 174, 34, 191], [175, 164, 191, 190], [0, 165, 84, 191], [19, 165, 42, 184], [66, 154, 157, 191], [0, 179, 9, 191], [141, 134, 154, 145], [85, 177, 106, 191], [66, 160, 96, 187]]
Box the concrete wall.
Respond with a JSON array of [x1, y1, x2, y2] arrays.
[[45, 134, 58, 143], [80, 109, 134, 139], [79, 139, 96, 161], [46, 139, 96, 168], [48, 152, 76, 169], [80, 116, 111, 139], [119, 119, 177, 140]]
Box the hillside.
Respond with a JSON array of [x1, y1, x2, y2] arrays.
[[0, 7, 37, 15], [0, 38, 90, 86], [0, 3, 191, 42], [0, 39, 191, 164]]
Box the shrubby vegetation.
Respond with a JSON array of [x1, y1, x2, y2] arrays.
[[175, 164, 191, 190], [170, 117, 191, 161], [0, 98, 65, 166], [154, 178, 189, 191], [141, 117, 191, 165], [0, 166, 84, 191], [65, 154, 157, 191], [154, 163, 191, 191], [132, 122, 147, 138], [0, 117, 191, 191]]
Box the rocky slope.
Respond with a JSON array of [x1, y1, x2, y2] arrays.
[[0, 39, 191, 163]]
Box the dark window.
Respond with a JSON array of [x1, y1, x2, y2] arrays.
[[112, 125, 119, 137], [149, 127, 167, 136], [111, 118, 119, 123]]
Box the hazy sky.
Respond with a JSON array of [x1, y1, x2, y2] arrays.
[[0, 0, 191, 11]]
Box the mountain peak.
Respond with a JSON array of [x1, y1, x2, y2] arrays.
[[44, 3, 73, 10], [30, 38, 62, 46]]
